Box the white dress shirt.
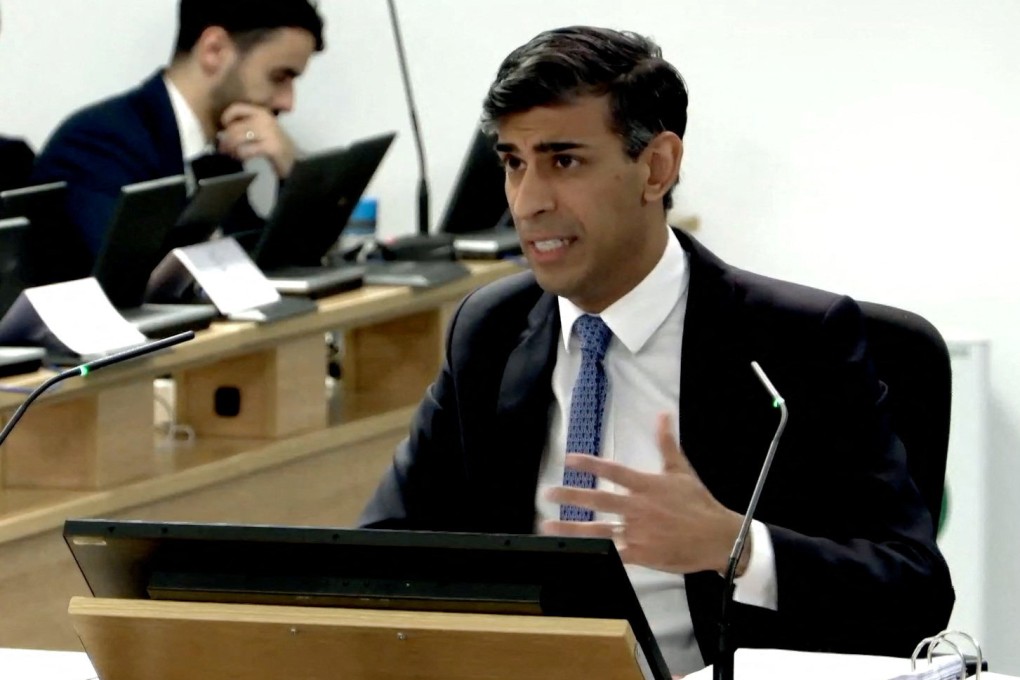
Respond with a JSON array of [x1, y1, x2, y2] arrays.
[[163, 76, 214, 194], [164, 76, 211, 163], [534, 226, 778, 675]]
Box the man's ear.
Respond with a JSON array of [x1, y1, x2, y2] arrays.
[[640, 131, 683, 205], [194, 26, 236, 77]]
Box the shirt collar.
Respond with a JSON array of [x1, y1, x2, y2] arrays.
[[558, 225, 689, 354], [163, 75, 213, 162]]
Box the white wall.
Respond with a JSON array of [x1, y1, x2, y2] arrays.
[[3, 0, 1019, 670]]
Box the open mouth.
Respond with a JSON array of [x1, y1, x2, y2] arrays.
[[530, 237, 577, 253]]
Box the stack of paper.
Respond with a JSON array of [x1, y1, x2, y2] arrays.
[[0, 647, 97, 680], [685, 648, 964, 680]]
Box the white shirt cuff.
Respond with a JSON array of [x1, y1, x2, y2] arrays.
[[732, 520, 778, 610]]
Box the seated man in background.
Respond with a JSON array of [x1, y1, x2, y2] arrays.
[[32, 0, 325, 257], [359, 26, 954, 676]]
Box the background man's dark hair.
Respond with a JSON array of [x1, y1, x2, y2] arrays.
[[482, 26, 688, 210], [173, 0, 325, 57]]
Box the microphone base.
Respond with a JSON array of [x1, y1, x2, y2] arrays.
[[377, 233, 456, 262]]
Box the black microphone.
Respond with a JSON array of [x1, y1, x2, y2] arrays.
[[377, 0, 462, 264], [714, 360, 789, 680], [0, 331, 195, 449], [386, 0, 429, 238]]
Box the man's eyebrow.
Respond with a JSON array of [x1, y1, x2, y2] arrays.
[[494, 141, 587, 154]]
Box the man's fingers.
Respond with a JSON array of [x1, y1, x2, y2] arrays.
[[564, 453, 650, 491], [657, 412, 693, 474], [539, 519, 617, 538], [544, 486, 632, 515], [220, 102, 264, 126]]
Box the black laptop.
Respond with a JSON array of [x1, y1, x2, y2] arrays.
[[0, 217, 47, 376], [93, 175, 218, 338], [441, 127, 520, 259], [163, 170, 256, 253], [246, 132, 397, 298], [63, 518, 670, 680]]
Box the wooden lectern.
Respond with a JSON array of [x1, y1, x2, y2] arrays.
[[70, 597, 653, 680], [62, 519, 669, 680]]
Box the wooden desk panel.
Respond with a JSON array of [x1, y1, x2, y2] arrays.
[[0, 410, 408, 650], [0, 262, 518, 489]]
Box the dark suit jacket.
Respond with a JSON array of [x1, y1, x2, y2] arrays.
[[0, 136, 35, 192], [360, 230, 954, 662], [32, 71, 262, 259]]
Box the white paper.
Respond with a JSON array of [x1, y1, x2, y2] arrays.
[[684, 648, 967, 680], [172, 238, 280, 314], [17, 279, 145, 355], [0, 648, 97, 680]]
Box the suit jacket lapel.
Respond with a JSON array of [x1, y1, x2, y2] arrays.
[[136, 70, 187, 178], [490, 290, 559, 531], [676, 230, 742, 467]]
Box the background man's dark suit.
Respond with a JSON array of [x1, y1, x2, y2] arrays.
[[32, 71, 261, 260], [361, 229, 954, 662]]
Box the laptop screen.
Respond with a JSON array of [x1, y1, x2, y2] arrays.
[[92, 175, 187, 309], [0, 181, 91, 285], [438, 127, 511, 235], [0, 217, 30, 318], [163, 171, 256, 253], [252, 132, 396, 270]]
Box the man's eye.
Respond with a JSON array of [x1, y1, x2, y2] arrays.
[[553, 155, 578, 169], [501, 156, 522, 172]]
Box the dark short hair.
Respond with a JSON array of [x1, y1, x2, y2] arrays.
[[483, 26, 687, 210], [174, 0, 325, 56]]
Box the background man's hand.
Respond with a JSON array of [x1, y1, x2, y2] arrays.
[[219, 103, 297, 178]]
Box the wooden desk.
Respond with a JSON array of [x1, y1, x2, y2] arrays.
[[0, 261, 520, 650]]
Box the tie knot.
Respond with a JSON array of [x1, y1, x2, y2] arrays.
[[574, 314, 612, 360]]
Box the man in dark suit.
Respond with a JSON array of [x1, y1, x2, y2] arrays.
[[32, 0, 324, 258], [360, 26, 954, 676]]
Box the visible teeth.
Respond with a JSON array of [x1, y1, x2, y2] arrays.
[[534, 239, 567, 252]]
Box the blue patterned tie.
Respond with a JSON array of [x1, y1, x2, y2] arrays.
[[561, 314, 613, 521]]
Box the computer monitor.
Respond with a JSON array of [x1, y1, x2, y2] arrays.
[[0, 181, 91, 285], [438, 127, 511, 235], [63, 518, 670, 680], [251, 132, 396, 270], [0, 217, 30, 317]]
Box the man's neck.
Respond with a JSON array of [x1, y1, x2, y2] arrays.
[[164, 64, 218, 142]]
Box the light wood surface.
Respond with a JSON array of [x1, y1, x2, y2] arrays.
[[0, 261, 518, 412], [2, 380, 153, 489], [176, 334, 328, 438], [70, 598, 646, 680], [344, 310, 443, 419]]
